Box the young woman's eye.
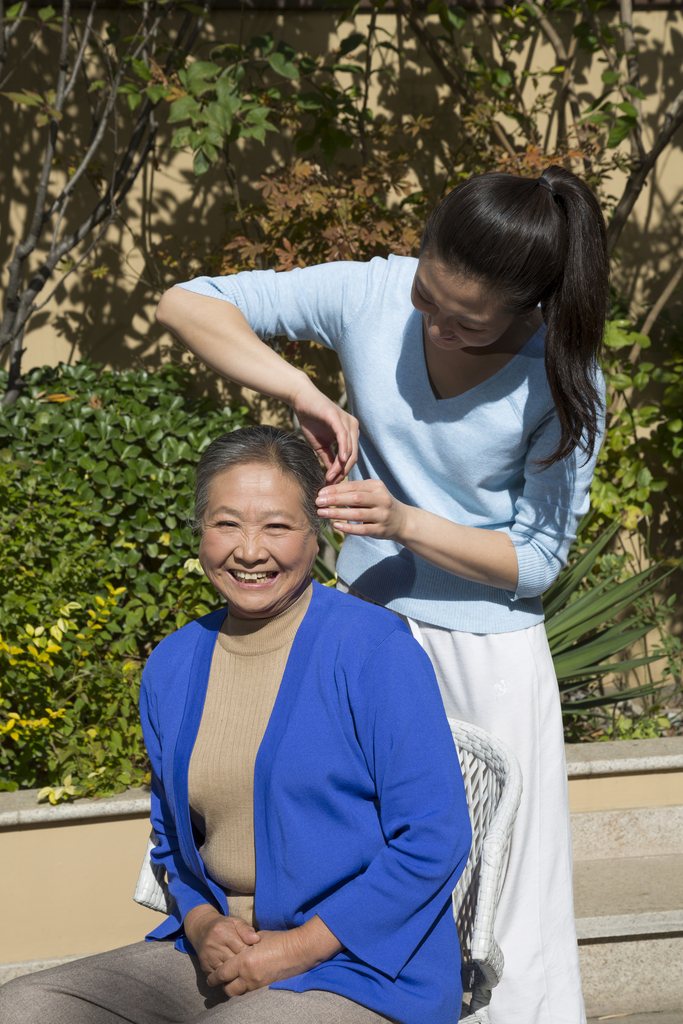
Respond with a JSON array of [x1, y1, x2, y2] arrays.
[[416, 286, 434, 306]]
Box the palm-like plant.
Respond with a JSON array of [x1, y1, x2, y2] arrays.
[[544, 513, 677, 715]]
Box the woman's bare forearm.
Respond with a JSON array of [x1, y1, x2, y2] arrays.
[[400, 506, 519, 591], [156, 287, 310, 405], [156, 287, 359, 481], [317, 480, 519, 591]]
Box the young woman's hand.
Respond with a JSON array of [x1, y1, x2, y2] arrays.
[[290, 380, 359, 485], [318, 478, 519, 590], [183, 904, 261, 976], [316, 479, 408, 541], [206, 916, 343, 997]]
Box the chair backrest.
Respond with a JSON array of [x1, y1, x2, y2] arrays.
[[134, 829, 174, 914], [449, 718, 523, 1012]]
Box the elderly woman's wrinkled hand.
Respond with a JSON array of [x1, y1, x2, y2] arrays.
[[184, 905, 261, 976], [206, 916, 343, 997]]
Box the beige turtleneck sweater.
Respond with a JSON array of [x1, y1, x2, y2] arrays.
[[188, 584, 312, 926]]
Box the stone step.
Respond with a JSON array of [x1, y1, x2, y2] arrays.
[[575, 854, 683, 1017], [574, 854, 683, 940], [587, 1013, 683, 1023]]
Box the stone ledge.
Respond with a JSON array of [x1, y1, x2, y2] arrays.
[[566, 736, 683, 778], [0, 955, 88, 986], [0, 787, 151, 829], [577, 909, 683, 941], [580, 936, 683, 1016], [2, 737, 683, 828], [571, 805, 683, 860]]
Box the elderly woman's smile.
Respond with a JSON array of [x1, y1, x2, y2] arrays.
[[198, 461, 319, 620]]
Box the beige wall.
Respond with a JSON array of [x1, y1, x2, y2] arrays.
[[0, 815, 160, 964], [2, 764, 682, 964], [568, 769, 683, 813], [2, 7, 681, 379]]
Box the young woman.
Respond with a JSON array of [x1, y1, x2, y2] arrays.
[[156, 165, 609, 1024]]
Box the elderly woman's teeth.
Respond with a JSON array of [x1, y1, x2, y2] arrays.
[[232, 570, 274, 581]]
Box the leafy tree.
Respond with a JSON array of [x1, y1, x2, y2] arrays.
[[0, 0, 209, 402]]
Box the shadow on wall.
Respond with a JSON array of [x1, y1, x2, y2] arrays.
[[1, 7, 682, 382]]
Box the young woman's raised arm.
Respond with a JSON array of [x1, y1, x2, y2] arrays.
[[156, 287, 358, 483]]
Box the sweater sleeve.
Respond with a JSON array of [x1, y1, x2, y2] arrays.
[[508, 371, 606, 600], [314, 628, 471, 980], [175, 260, 380, 352], [139, 666, 221, 926]]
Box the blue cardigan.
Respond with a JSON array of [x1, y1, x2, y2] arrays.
[[139, 582, 471, 1024]]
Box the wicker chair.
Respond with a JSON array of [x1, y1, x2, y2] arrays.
[[134, 717, 522, 1022], [450, 718, 523, 1022]]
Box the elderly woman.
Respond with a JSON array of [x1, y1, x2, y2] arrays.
[[0, 426, 471, 1024]]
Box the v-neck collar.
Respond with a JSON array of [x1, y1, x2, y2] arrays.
[[418, 316, 545, 405]]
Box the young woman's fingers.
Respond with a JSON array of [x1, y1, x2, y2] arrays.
[[295, 394, 359, 481], [319, 406, 358, 470], [314, 443, 338, 472], [318, 505, 376, 522], [337, 413, 359, 476], [332, 520, 374, 535]]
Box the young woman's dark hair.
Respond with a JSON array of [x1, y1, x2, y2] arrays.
[[421, 165, 609, 466]]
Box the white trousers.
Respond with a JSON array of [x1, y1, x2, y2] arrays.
[[405, 617, 585, 1024]]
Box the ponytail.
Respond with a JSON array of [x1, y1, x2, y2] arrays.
[[421, 166, 609, 466]]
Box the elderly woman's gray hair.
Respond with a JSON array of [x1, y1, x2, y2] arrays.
[[193, 426, 326, 532]]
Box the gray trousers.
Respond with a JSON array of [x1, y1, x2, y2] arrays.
[[0, 941, 392, 1024]]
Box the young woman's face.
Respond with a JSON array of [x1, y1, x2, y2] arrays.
[[199, 462, 319, 620], [411, 257, 517, 353]]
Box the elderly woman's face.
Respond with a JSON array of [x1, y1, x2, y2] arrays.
[[198, 461, 319, 619]]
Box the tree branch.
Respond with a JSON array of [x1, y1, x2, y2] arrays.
[[359, 8, 377, 164], [619, 0, 642, 119], [641, 264, 683, 338], [0, 0, 73, 357], [1, 119, 158, 363], [0, 0, 28, 82], [35, 214, 114, 313], [390, 0, 516, 157], [524, 1, 582, 132], [607, 86, 683, 253], [471, 0, 537, 142], [63, 0, 96, 102], [577, 0, 644, 161], [183, 0, 210, 54], [45, 7, 159, 220]]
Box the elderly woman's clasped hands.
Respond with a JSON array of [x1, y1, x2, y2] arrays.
[[185, 905, 342, 997]]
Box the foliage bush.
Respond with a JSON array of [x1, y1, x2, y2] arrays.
[[542, 512, 681, 740], [593, 315, 683, 547], [0, 359, 249, 798]]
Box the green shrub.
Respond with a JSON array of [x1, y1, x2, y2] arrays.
[[543, 512, 681, 740], [0, 359, 248, 798]]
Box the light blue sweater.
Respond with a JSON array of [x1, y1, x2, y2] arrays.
[[179, 256, 604, 633]]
